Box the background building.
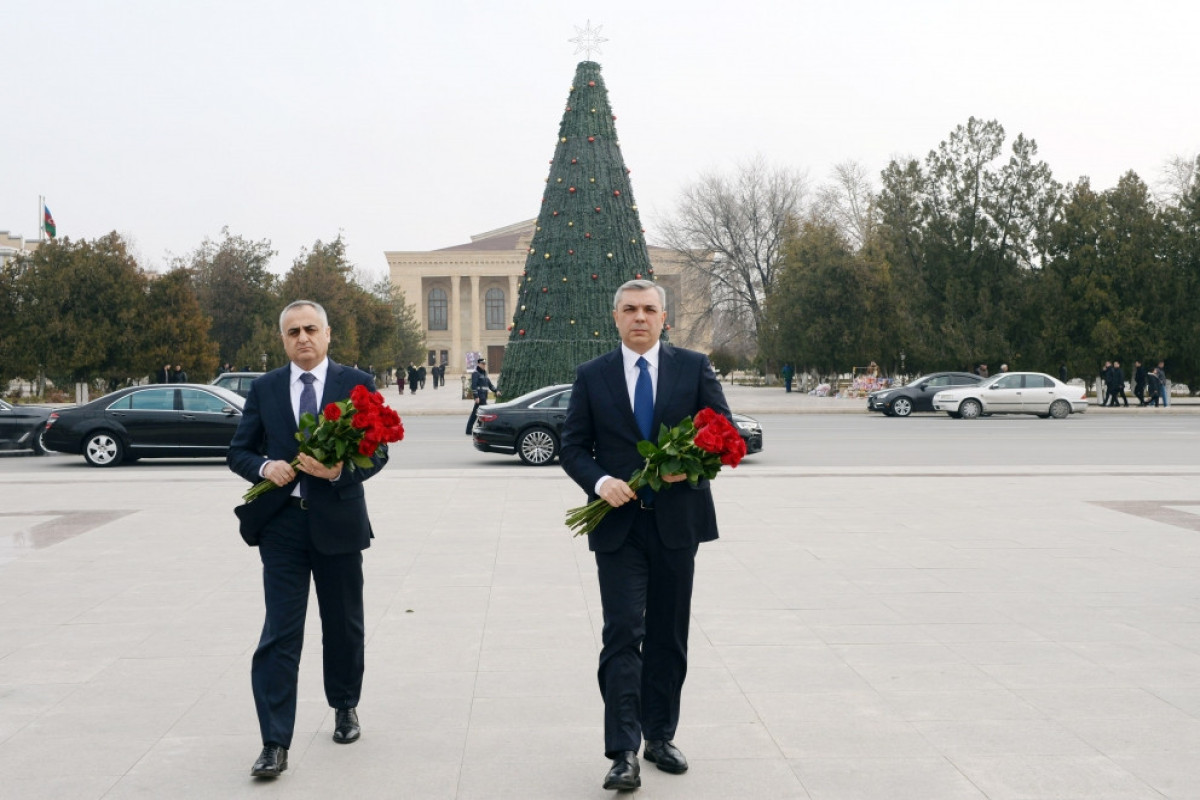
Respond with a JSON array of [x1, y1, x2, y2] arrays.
[[385, 219, 708, 380], [0, 231, 41, 266]]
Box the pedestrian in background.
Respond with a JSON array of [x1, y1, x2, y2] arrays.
[[465, 358, 497, 435], [1133, 361, 1147, 406], [172, 364, 188, 383], [781, 363, 795, 393], [1155, 362, 1169, 407]]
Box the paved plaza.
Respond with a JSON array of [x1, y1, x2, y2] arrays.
[[2, 388, 1199, 798]]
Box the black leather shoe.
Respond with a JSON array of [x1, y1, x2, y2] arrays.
[[333, 707, 361, 743], [643, 739, 688, 773], [603, 751, 641, 791], [250, 744, 288, 778]]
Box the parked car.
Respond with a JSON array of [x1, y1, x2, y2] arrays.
[[932, 372, 1088, 419], [41, 384, 245, 466], [0, 398, 53, 455], [472, 384, 764, 466], [867, 372, 985, 417], [210, 371, 264, 398]]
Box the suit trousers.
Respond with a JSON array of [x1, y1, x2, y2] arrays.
[[594, 509, 697, 757], [252, 504, 365, 748]]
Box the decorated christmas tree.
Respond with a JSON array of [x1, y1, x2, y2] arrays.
[[497, 59, 659, 399]]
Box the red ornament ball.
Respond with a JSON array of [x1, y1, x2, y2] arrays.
[[588, 81, 596, 87], [588, 136, 595, 143], [552, 210, 559, 216], [585, 232, 592, 239], [571, 158, 578, 165], [591, 273, 598, 279], [568, 249, 575, 255], [544, 315, 551, 321], [594, 207, 602, 213], [568, 186, 576, 193], [635, 274, 642, 279], [519, 329, 525, 336], [541, 287, 548, 293], [613, 190, 621, 197]]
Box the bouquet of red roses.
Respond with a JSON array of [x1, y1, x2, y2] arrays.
[[242, 384, 404, 503], [565, 407, 746, 537]]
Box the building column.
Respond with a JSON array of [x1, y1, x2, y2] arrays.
[[469, 274, 481, 357], [450, 274, 462, 372]]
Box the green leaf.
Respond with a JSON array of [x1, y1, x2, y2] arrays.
[[636, 440, 660, 458], [350, 453, 374, 469]]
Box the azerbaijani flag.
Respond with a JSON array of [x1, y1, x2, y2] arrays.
[[43, 205, 56, 239]]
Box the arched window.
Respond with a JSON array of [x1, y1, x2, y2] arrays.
[[428, 288, 448, 331], [485, 288, 506, 330]]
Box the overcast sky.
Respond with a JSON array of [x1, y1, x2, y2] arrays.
[[3, 0, 1197, 276]]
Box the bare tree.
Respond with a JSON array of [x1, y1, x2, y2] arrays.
[[812, 160, 878, 250], [1156, 153, 1199, 206], [657, 157, 808, 352]]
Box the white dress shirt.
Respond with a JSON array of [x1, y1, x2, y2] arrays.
[[257, 358, 330, 489], [595, 343, 660, 494]]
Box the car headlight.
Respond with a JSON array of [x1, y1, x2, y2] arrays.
[[875, 391, 892, 401]]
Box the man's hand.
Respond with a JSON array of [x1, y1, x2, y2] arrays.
[[661, 472, 687, 484], [598, 477, 638, 508], [296, 452, 343, 482], [262, 459, 296, 487]]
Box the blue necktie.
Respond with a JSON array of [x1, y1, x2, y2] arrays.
[[634, 357, 653, 441], [298, 373, 317, 497]]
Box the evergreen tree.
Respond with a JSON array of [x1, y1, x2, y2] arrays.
[[498, 60, 656, 399]]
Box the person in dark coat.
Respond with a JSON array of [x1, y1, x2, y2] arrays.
[[406, 364, 418, 394], [560, 279, 731, 791], [227, 300, 388, 779], [1107, 361, 1128, 407], [1133, 361, 1147, 405], [417, 365, 427, 390], [465, 359, 497, 435], [172, 365, 188, 383]]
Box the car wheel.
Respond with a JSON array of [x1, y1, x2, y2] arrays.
[[31, 429, 46, 455], [82, 431, 124, 467], [516, 427, 558, 466], [959, 399, 982, 419], [891, 397, 913, 417], [1049, 399, 1071, 419]]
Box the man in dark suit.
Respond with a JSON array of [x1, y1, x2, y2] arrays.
[[228, 300, 388, 779], [561, 279, 731, 791]]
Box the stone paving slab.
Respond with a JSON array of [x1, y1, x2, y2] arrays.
[[2, 460, 1200, 798]]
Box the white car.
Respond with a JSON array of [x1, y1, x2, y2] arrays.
[[933, 372, 1088, 419]]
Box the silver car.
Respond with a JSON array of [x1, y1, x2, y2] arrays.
[[933, 372, 1088, 419]]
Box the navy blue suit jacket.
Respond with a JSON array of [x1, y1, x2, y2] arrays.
[[228, 360, 387, 552], [560, 343, 731, 553]]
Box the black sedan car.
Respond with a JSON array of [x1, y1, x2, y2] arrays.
[[42, 384, 245, 466], [0, 398, 53, 455], [472, 384, 764, 466], [866, 371, 985, 417]]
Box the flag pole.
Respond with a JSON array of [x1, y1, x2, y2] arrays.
[[38, 195, 43, 242]]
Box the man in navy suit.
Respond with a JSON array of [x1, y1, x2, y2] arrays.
[[228, 300, 388, 779], [561, 279, 731, 791]]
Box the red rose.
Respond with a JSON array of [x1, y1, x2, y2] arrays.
[[694, 408, 720, 429], [358, 439, 378, 457], [350, 384, 371, 408], [323, 403, 342, 421], [369, 390, 385, 407], [693, 425, 726, 454], [351, 411, 372, 429]]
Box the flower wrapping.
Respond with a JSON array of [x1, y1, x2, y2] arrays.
[[241, 386, 404, 503], [565, 407, 746, 537]]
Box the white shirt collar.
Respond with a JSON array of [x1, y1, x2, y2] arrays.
[[290, 357, 330, 385], [621, 342, 660, 371]]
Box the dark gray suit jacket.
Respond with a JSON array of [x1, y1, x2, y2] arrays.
[[228, 359, 387, 552], [560, 343, 730, 553]]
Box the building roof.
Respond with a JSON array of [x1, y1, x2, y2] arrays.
[[435, 220, 535, 252]]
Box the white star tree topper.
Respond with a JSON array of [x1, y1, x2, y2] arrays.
[[569, 20, 608, 60]]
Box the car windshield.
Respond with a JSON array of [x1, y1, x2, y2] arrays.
[[903, 374, 934, 386], [205, 385, 246, 408], [502, 385, 571, 405]]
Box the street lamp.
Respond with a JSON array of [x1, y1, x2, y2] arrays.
[[900, 352, 906, 377], [260, 352, 268, 371]]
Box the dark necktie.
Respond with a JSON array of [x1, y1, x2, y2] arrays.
[[634, 357, 653, 441], [298, 373, 317, 497], [634, 357, 655, 506]]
